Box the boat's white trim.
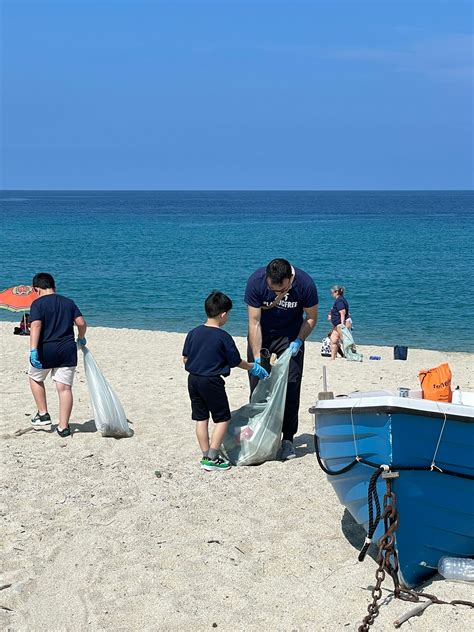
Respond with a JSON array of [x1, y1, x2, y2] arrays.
[[313, 392, 474, 419]]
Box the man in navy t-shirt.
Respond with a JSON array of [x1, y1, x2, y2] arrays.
[[28, 273, 87, 437], [183, 290, 268, 472], [245, 258, 318, 460]]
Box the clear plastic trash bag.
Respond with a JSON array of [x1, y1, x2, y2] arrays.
[[341, 325, 363, 362], [80, 344, 132, 438], [222, 349, 292, 466]]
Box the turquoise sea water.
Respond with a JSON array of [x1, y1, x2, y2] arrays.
[[1, 190, 473, 352]]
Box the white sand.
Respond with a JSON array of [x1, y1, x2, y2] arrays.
[[1, 322, 473, 631]]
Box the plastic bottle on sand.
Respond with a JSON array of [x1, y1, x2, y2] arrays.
[[452, 386, 462, 405], [438, 556, 474, 582]]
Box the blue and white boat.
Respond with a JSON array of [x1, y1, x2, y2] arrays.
[[311, 390, 474, 588]]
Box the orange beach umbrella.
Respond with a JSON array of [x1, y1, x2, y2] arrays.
[[0, 285, 37, 312]]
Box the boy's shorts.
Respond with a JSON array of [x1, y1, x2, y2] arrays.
[[28, 365, 76, 386], [187, 374, 231, 423]]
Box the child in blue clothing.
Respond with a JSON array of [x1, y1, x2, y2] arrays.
[[28, 273, 87, 437], [183, 291, 268, 471]]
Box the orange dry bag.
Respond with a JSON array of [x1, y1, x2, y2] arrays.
[[418, 363, 452, 403]]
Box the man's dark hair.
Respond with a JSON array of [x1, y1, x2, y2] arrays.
[[32, 273, 56, 290], [205, 290, 233, 318], [265, 259, 292, 284]]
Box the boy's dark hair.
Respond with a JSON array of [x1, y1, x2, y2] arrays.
[[205, 290, 233, 318], [32, 273, 56, 290], [265, 259, 292, 284]]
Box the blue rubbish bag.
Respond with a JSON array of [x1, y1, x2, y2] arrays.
[[222, 349, 292, 465]]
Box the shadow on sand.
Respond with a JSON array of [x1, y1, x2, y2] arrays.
[[294, 432, 315, 458], [70, 419, 135, 438], [70, 419, 98, 433], [341, 508, 378, 561]]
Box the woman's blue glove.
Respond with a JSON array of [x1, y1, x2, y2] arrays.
[[77, 337, 87, 346], [289, 338, 303, 356], [30, 349, 43, 369], [249, 363, 269, 380]]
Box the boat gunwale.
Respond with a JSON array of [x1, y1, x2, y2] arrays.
[[309, 403, 473, 423]]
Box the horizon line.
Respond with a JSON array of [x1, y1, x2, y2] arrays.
[[1, 188, 473, 193]]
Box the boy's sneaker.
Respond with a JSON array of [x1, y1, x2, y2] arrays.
[[201, 456, 231, 472], [279, 440, 296, 461], [31, 411, 51, 427], [56, 426, 71, 438]]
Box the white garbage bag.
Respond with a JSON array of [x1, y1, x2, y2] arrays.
[[341, 325, 363, 362], [222, 349, 292, 465], [80, 345, 132, 438]]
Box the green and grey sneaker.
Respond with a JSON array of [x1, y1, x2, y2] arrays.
[[56, 426, 71, 438], [31, 411, 51, 427], [201, 456, 231, 472]]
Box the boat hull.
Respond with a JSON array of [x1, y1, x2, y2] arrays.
[[313, 395, 474, 588]]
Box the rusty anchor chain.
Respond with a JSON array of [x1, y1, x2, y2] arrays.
[[358, 470, 474, 631], [358, 472, 400, 631]]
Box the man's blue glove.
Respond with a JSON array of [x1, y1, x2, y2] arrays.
[[77, 337, 87, 347], [30, 349, 43, 369], [249, 362, 269, 380], [289, 338, 303, 357]]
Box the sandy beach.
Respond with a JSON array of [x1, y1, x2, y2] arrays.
[[1, 322, 473, 631]]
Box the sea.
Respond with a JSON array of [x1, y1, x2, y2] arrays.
[[1, 190, 473, 352]]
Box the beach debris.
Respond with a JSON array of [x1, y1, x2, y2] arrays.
[[154, 470, 162, 478], [207, 539, 221, 544], [234, 546, 245, 555], [0, 605, 13, 611], [82, 453, 94, 459], [0, 584, 12, 591], [394, 601, 432, 627], [14, 427, 34, 437]]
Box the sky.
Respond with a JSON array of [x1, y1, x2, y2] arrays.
[[1, 0, 473, 190]]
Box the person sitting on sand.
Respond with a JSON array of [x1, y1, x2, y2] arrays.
[[28, 273, 87, 437], [183, 290, 269, 472], [328, 285, 351, 360], [20, 313, 30, 334], [14, 313, 30, 336]]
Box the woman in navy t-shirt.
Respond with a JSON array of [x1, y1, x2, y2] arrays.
[[328, 285, 351, 360]]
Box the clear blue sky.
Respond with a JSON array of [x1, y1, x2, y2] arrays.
[[1, 0, 472, 190]]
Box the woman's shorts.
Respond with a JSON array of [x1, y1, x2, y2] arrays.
[[187, 374, 231, 423], [28, 365, 76, 386]]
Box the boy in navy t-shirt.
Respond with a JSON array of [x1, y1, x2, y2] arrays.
[[183, 291, 269, 471], [28, 273, 87, 437]]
